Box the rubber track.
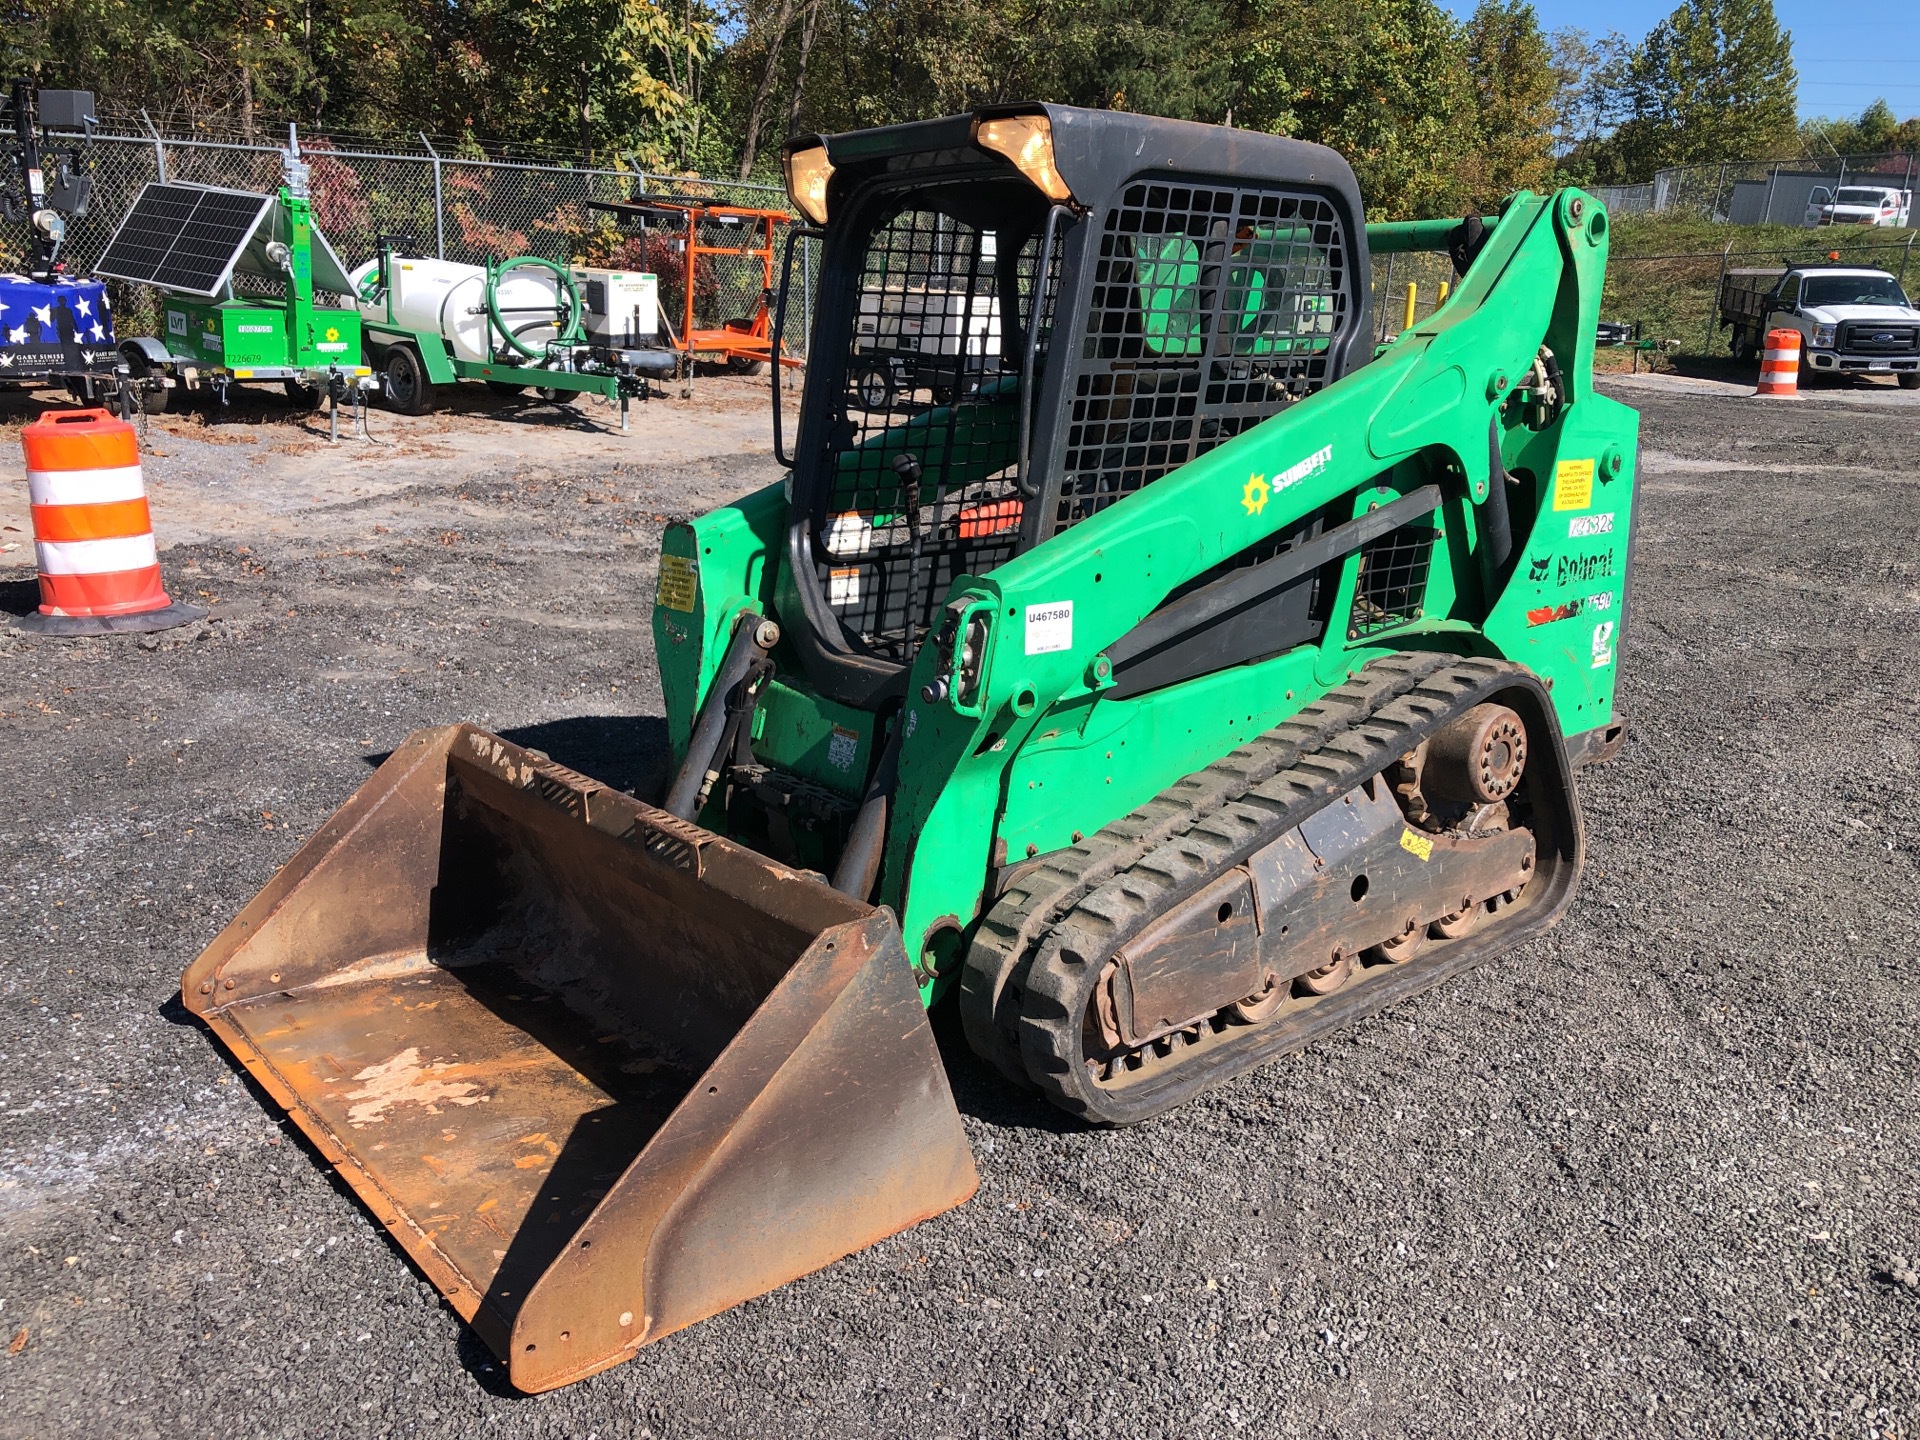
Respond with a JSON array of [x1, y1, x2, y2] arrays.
[[958, 651, 1458, 1087], [1013, 653, 1576, 1124]]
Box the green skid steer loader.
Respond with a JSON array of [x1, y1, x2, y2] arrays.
[[184, 105, 1637, 1391]]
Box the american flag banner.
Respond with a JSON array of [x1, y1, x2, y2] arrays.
[[0, 275, 117, 379]]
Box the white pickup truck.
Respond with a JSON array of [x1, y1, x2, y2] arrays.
[[1805, 185, 1913, 228], [1718, 263, 1920, 388]]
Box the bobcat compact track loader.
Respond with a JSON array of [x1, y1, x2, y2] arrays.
[[184, 104, 1638, 1391]]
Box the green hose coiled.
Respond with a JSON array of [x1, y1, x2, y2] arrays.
[[487, 255, 582, 360]]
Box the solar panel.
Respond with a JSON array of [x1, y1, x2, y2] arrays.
[[94, 183, 275, 298]]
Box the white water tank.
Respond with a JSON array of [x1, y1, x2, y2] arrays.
[[350, 256, 566, 364]]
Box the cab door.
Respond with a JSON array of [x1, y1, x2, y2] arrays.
[[1767, 274, 1802, 338]]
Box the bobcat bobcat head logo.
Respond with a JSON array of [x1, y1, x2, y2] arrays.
[[1528, 554, 1551, 583]]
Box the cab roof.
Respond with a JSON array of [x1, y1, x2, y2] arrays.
[[801, 103, 1364, 223]]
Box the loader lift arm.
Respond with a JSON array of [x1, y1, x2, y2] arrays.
[[876, 188, 1627, 991]]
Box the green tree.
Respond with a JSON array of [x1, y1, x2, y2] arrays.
[[1548, 28, 1633, 163], [1800, 99, 1911, 159], [1236, 0, 1473, 218], [1460, 0, 1557, 201], [1606, 0, 1798, 177]]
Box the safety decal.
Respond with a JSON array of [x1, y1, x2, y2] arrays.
[[1591, 620, 1616, 669], [824, 511, 872, 556], [1399, 829, 1434, 862], [1568, 511, 1615, 538], [656, 553, 698, 613], [828, 725, 859, 771], [1552, 458, 1595, 511], [828, 567, 862, 607], [1025, 600, 1073, 655]]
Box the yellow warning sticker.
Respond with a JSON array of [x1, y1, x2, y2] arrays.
[[657, 553, 698, 612], [1552, 458, 1596, 511], [1399, 829, 1434, 862]]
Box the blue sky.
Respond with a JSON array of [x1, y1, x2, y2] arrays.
[[1437, 1, 1920, 121]]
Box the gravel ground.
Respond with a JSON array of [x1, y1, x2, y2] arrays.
[[0, 374, 1916, 1438]]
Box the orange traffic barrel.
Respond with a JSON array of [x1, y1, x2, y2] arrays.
[[16, 408, 204, 636], [1756, 328, 1801, 398]]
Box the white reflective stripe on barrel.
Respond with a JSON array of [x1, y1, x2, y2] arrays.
[[33, 533, 160, 576], [26, 465, 147, 507]]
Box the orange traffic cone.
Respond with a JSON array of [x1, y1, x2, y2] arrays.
[[16, 408, 205, 636]]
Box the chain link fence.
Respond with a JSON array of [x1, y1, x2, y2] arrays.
[[36, 120, 1914, 372], [1369, 250, 1459, 342], [1593, 150, 1919, 224], [14, 123, 815, 355], [4, 120, 1496, 380], [1602, 236, 1920, 357]]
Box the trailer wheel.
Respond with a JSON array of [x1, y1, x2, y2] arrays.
[[284, 378, 323, 412], [1729, 329, 1754, 363], [484, 380, 527, 398], [854, 362, 894, 411], [382, 346, 434, 415], [724, 319, 773, 376], [533, 385, 579, 408], [118, 344, 172, 416]]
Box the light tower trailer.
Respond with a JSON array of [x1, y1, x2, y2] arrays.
[[0, 82, 128, 407], [100, 134, 374, 423]]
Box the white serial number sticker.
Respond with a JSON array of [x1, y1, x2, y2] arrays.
[[1024, 600, 1073, 655], [1568, 512, 1615, 538]]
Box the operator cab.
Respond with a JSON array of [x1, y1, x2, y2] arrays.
[[770, 105, 1374, 707]]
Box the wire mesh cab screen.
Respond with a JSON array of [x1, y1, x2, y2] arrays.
[[1049, 181, 1352, 536], [812, 185, 1055, 663]]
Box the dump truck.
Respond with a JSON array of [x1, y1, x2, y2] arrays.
[[184, 104, 1639, 1392], [1718, 262, 1920, 387]]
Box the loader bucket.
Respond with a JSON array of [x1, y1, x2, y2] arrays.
[[182, 725, 977, 1393]]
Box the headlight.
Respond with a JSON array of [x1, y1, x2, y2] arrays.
[[1811, 324, 1837, 348], [783, 142, 833, 227], [973, 113, 1073, 203]]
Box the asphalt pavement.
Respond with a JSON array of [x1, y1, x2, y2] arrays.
[[1, 374, 1916, 1438]]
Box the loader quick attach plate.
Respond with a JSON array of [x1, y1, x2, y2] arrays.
[[181, 725, 976, 1392]]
